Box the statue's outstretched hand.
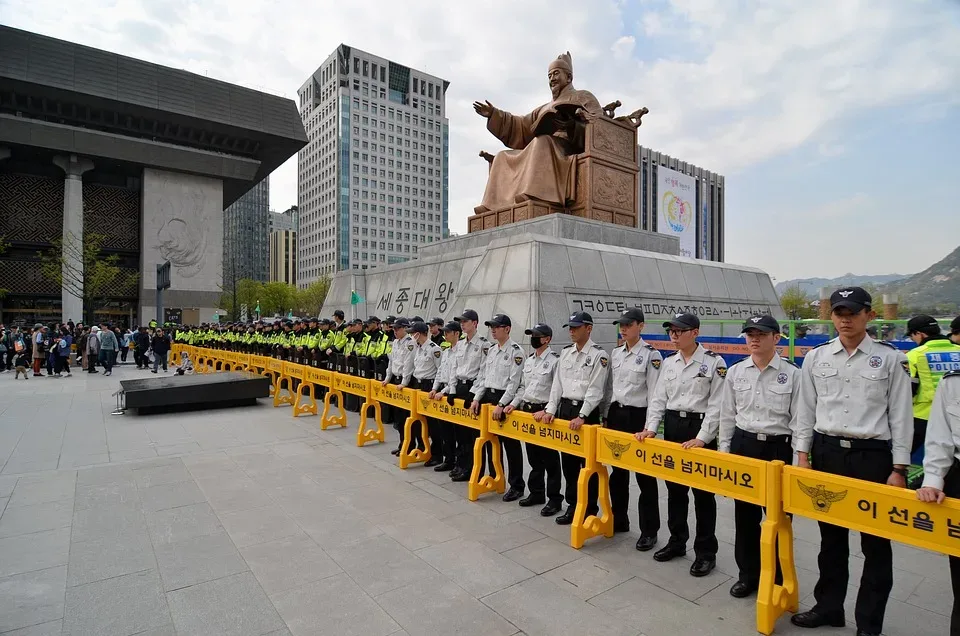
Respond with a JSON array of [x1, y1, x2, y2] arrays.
[[473, 100, 494, 118]]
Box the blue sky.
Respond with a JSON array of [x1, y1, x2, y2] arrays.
[[2, 0, 958, 281]]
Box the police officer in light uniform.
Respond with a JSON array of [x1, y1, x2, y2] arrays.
[[718, 314, 799, 598], [444, 309, 490, 482], [605, 308, 663, 549], [430, 321, 463, 471], [916, 371, 960, 636], [383, 318, 414, 456], [505, 323, 563, 516], [401, 320, 443, 460], [792, 287, 913, 636], [471, 314, 525, 499], [535, 311, 609, 526], [638, 312, 726, 577]]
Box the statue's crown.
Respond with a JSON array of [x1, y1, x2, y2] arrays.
[[549, 51, 573, 74]]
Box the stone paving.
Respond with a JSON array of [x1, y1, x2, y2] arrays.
[[0, 363, 952, 635]]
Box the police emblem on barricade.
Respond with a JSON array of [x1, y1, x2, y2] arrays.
[[420, 397, 431, 411], [798, 481, 847, 512], [604, 438, 631, 459], [868, 355, 883, 368], [777, 372, 788, 385]]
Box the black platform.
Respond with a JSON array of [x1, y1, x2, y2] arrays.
[[120, 371, 271, 415]]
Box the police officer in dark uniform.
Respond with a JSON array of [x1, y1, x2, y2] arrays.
[[605, 308, 663, 549], [429, 317, 445, 346], [792, 287, 913, 636]]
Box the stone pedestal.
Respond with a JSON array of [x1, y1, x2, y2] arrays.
[[53, 154, 94, 324]]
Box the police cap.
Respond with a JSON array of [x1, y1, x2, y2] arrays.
[[524, 323, 553, 337], [563, 312, 593, 328], [662, 313, 700, 330], [830, 287, 872, 312], [741, 314, 780, 334], [614, 308, 645, 325]]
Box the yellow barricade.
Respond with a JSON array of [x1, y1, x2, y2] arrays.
[[365, 383, 416, 454], [783, 466, 960, 558], [272, 362, 299, 407], [248, 355, 268, 374], [233, 353, 251, 371], [595, 430, 796, 635], [320, 373, 370, 430], [293, 366, 332, 417], [262, 358, 283, 395], [498, 413, 612, 549]]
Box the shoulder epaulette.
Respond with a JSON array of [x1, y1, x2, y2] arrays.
[[592, 344, 603, 350], [781, 357, 800, 368], [662, 350, 677, 359], [703, 349, 718, 357], [511, 342, 521, 349], [563, 344, 574, 349], [876, 340, 898, 350], [943, 370, 960, 380], [812, 338, 834, 350], [643, 343, 655, 350], [550, 351, 560, 357], [477, 335, 489, 341], [528, 352, 535, 358]]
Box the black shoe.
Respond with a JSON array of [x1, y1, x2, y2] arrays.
[[653, 544, 686, 562], [555, 509, 575, 525], [502, 488, 523, 503], [540, 502, 562, 517], [451, 471, 470, 483], [518, 495, 546, 507], [433, 462, 454, 472], [635, 535, 657, 552], [690, 558, 716, 577], [790, 610, 845, 629], [424, 457, 442, 468], [390, 448, 400, 456], [613, 520, 630, 534], [729, 580, 758, 598]]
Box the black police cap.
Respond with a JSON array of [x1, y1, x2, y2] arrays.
[[524, 323, 553, 337], [484, 314, 511, 328], [563, 312, 593, 328], [442, 321, 463, 333], [409, 321, 429, 334], [614, 307, 645, 325], [662, 313, 700, 330], [830, 287, 872, 312], [456, 309, 479, 322], [741, 314, 780, 333], [429, 317, 445, 327]]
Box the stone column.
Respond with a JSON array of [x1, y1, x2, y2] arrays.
[[52, 154, 94, 324], [819, 287, 832, 320], [883, 294, 899, 320]]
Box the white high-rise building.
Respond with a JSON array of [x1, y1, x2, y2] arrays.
[[296, 45, 449, 287]]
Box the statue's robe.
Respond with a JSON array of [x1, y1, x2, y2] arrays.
[[477, 84, 602, 213]]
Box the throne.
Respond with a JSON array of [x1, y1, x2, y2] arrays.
[[467, 104, 648, 233]]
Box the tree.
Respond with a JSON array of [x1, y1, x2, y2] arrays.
[[779, 286, 816, 320], [38, 231, 139, 324], [295, 277, 331, 316], [259, 281, 295, 316]]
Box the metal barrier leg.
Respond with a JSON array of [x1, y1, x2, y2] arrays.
[[570, 428, 614, 548], [293, 382, 317, 417], [273, 375, 294, 407], [756, 460, 797, 635], [357, 401, 385, 447], [467, 432, 505, 501], [320, 389, 348, 429]]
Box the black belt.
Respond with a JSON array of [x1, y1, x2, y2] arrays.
[[521, 401, 546, 413], [413, 376, 436, 384], [734, 428, 792, 444], [560, 397, 584, 407], [611, 402, 646, 412], [815, 432, 891, 450], [457, 378, 475, 388], [666, 409, 704, 421]]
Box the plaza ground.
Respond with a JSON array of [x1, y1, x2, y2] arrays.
[[0, 364, 951, 636]]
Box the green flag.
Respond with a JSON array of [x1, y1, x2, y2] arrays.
[[287, 310, 294, 319], [254, 301, 261, 315], [350, 290, 363, 305]]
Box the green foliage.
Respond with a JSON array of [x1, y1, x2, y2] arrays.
[[779, 286, 817, 320], [220, 277, 331, 321], [295, 278, 331, 316], [37, 232, 139, 321]]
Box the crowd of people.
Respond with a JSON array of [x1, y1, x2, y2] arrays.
[[0, 321, 174, 378], [170, 291, 960, 636]]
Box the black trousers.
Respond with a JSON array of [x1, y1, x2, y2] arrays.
[[521, 402, 562, 504], [478, 389, 524, 491], [730, 428, 792, 585], [608, 403, 660, 535], [452, 380, 475, 471], [811, 433, 894, 634], [944, 461, 960, 636], [344, 357, 361, 412], [409, 377, 437, 453], [389, 376, 409, 447], [662, 411, 718, 558], [431, 383, 455, 463], [557, 398, 599, 515]]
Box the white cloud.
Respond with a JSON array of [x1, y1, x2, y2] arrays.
[[2, 0, 958, 270]]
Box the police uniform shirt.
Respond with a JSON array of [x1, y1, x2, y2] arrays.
[[718, 355, 800, 453], [921, 372, 960, 491], [446, 333, 490, 395], [644, 344, 728, 443], [609, 339, 663, 408], [795, 336, 913, 465], [384, 334, 414, 383], [511, 349, 561, 408], [401, 338, 442, 385], [545, 339, 610, 419], [432, 344, 458, 392], [472, 339, 524, 406]]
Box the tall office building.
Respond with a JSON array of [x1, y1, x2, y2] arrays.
[[297, 45, 449, 286], [270, 205, 299, 234], [269, 230, 297, 286], [223, 176, 270, 285]]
